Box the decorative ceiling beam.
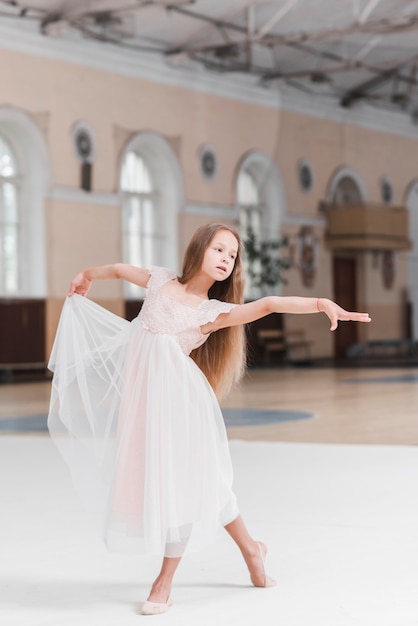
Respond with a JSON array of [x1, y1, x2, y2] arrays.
[[163, 1, 262, 52], [254, 0, 299, 40], [68, 18, 167, 52], [352, 34, 382, 62], [260, 13, 418, 45], [187, 53, 266, 76], [35, 0, 195, 29], [246, 4, 255, 68], [340, 67, 400, 107], [260, 37, 418, 90], [166, 4, 248, 36], [286, 41, 346, 63], [171, 12, 418, 57], [357, 0, 383, 24], [262, 58, 418, 83]]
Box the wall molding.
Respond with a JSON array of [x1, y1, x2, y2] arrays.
[[47, 189, 327, 229], [182, 203, 239, 219], [48, 186, 119, 206], [282, 214, 326, 228]]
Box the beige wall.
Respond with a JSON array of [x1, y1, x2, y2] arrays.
[[46, 199, 123, 298], [1, 46, 416, 359]]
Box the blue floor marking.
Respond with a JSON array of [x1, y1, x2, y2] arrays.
[[0, 414, 48, 432], [223, 408, 314, 427], [0, 409, 315, 433]]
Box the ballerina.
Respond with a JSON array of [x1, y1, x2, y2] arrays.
[[48, 222, 371, 615]]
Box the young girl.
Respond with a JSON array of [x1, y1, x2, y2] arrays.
[[48, 223, 371, 615]]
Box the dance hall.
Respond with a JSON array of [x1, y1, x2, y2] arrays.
[[0, 2, 417, 625]]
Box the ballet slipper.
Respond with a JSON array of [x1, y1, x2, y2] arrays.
[[140, 598, 173, 615], [251, 541, 276, 588]]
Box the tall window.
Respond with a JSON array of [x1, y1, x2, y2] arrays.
[[121, 151, 159, 298], [120, 133, 183, 299], [237, 168, 263, 299], [0, 136, 19, 294], [238, 169, 262, 235], [236, 153, 284, 299]]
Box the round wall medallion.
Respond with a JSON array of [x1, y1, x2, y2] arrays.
[[199, 145, 217, 180], [298, 160, 313, 192], [72, 122, 96, 163]]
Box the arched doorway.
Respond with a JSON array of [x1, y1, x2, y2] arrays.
[[327, 169, 366, 358], [405, 181, 418, 340]]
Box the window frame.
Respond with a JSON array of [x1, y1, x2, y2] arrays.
[[0, 136, 21, 294], [119, 133, 183, 299], [236, 152, 285, 299], [0, 108, 49, 299]]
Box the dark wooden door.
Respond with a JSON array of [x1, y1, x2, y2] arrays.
[[332, 256, 358, 358], [0, 299, 45, 364]]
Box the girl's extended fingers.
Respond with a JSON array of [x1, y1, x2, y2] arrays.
[[348, 312, 371, 322], [330, 310, 371, 329]]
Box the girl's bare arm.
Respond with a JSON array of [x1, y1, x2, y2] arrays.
[[68, 263, 150, 296], [201, 296, 371, 333]]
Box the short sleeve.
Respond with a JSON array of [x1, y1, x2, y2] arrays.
[[199, 299, 237, 325], [146, 266, 177, 292]]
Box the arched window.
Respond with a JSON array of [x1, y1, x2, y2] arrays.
[[238, 169, 262, 233], [121, 151, 157, 295], [0, 107, 49, 298], [332, 176, 363, 205], [328, 168, 367, 207], [237, 169, 262, 298], [236, 153, 285, 298], [120, 133, 182, 299], [0, 135, 19, 294]]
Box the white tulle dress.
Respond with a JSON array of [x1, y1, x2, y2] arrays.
[[48, 267, 240, 557]]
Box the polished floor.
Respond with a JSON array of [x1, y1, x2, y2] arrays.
[[224, 366, 418, 445], [2, 366, 417, 444], [1, 367, 417, 626]]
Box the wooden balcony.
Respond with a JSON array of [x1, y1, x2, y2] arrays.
[[323, 203, 412, 251]]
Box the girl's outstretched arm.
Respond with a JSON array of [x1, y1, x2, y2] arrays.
[[201, 296, 371, 333], [68, 263, 150, 297]]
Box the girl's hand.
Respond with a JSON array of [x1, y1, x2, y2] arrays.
[[68, 272, 92, 297], [318, 298, 371, 331]]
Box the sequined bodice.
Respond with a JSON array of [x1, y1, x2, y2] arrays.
[[138, 267, 236, 355]]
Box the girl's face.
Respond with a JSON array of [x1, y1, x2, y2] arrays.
[[201, 229, 239, 282]]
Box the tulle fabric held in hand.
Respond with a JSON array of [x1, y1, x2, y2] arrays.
[[48, 267, 240, 557]]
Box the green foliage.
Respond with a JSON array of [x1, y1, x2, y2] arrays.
[[243, 225, 292, 289]]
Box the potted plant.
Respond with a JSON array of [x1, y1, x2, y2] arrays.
[[243, 225, 293, 366], [243, 225, 292, 295]]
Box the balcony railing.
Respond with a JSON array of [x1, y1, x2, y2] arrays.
[[323, 203, 412, 251]]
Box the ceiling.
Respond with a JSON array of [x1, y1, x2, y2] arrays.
[[3, 0, 418, 118]]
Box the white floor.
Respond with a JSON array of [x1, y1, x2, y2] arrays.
[[0, 436, 417, 626]]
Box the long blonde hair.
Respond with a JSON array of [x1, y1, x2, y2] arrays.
[[178, 223, 246, 398]]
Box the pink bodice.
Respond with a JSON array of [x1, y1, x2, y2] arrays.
[[138, 267, 236, 355]]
